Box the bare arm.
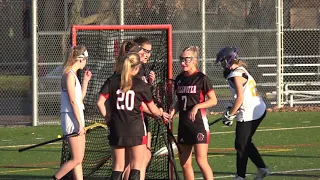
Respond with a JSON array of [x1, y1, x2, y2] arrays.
[[189, 90, 217, 121], [97, 94, 108, 117], [145, 101, 163, 117], [81, 69, 92, 100], [194, 90, 217, 109], [169, 101, 179, 118], [65, 73, 83, 128]]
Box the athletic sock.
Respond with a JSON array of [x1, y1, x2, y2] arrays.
[[129, 169, 140, 180], [110, 171, 123, 180]]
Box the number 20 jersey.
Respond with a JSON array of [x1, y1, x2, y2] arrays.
[[101, 74, 154, 137]]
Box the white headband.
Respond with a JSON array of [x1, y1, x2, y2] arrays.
[[76, 50, 88, 60]]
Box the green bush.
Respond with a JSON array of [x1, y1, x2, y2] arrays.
[[0, 75, 30, 97]]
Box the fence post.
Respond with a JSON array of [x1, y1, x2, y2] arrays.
[[32, 0, 38, 126], [201, 0, 206, 74], [276, 0, 284, 108]]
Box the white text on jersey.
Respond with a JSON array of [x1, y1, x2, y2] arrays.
[[177, 86, 197, 94]]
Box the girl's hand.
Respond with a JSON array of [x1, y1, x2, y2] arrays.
[[162, 112, 171, 124], [189, 105, 199, 122], [148, 71, 155, 84], [169, 108, 176, 122], [83, 69, 92, 82], [78, 126, 85, 135]]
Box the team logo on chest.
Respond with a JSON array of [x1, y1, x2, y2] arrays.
[[177, 85, 197, 94]]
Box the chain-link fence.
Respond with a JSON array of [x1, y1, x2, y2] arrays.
[[1, 0, 319, 126], [0, 0, 32, 125]]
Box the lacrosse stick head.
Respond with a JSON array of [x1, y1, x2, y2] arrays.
[[153, 142, 178, 156]]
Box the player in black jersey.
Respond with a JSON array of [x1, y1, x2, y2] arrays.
[[104, 53, 169, 180], [169, 46, 217, 180], [132, 36, 155, 180], [97, 41, 142, 119]]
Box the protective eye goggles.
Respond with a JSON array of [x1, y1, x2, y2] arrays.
[[179, 56, 194, 63], [142, 47, 152, 54]]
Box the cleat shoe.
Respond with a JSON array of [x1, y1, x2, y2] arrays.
[[254, 167, 270, 180], [234, 175, 246, 180]]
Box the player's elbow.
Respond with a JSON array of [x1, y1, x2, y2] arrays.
[[69, 100, 77, 106], [207, 96, 217, 107], [97, 100, 104, 108], [211, 98, 218, 106]]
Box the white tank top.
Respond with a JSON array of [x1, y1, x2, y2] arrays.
[[226, 67, 266, 122], [60, 70, 85, 112]]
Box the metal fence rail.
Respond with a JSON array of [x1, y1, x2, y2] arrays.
[[1, 0, 319, 126]]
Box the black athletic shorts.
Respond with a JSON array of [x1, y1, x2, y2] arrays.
[[177, 124, 210, 144], [108, 135, 147, 147]]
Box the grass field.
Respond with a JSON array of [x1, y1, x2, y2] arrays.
[[0, 111, 320, 180]]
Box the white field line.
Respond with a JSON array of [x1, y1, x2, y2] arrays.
[[175, 125, 320, 136], [1, 126, 320, 149], [195, 168, 320, 179]]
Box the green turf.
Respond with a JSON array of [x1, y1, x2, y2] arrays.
[[0, 111, 319, 179]]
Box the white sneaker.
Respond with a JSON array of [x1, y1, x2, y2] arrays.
[[254, 167, 270, 180], [234, 175, 246, 180]]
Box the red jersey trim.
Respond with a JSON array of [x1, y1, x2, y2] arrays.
[[99, 93, 109, 99]]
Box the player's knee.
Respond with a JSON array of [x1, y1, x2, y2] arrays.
[[180, 161, 192, 169], [128, 169, 140, 180], [110, 171, 123, 180], [196, 159, 209, 170], [235, 141, 247, 152]]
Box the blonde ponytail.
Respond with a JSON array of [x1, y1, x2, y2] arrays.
[[120, 53, 141, 92]]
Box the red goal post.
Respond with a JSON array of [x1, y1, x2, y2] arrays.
[[61, 24, 176, 180]]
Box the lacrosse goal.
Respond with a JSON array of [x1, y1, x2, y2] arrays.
[[60, 25, 174, 180]]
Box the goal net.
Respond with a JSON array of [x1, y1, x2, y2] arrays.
[[60, 25, 173, 180]]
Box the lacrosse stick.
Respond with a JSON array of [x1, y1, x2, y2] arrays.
[[18, 122, 107, 152]]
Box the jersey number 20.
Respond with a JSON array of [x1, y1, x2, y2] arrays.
[[116, 89, 135, 111]]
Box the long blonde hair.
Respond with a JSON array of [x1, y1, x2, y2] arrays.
[[63, 45, 87, 73], [120, 53, 141, 92], [181, 46, 200, 68]]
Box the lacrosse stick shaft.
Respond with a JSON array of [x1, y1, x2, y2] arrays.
[[18, 132, 78, 152], [165, 123, 182, 154], [209, 117, 222, 126], [166, 134, 180, 180]]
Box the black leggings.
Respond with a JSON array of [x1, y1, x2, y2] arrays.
[[235, 111, 267, 178]]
